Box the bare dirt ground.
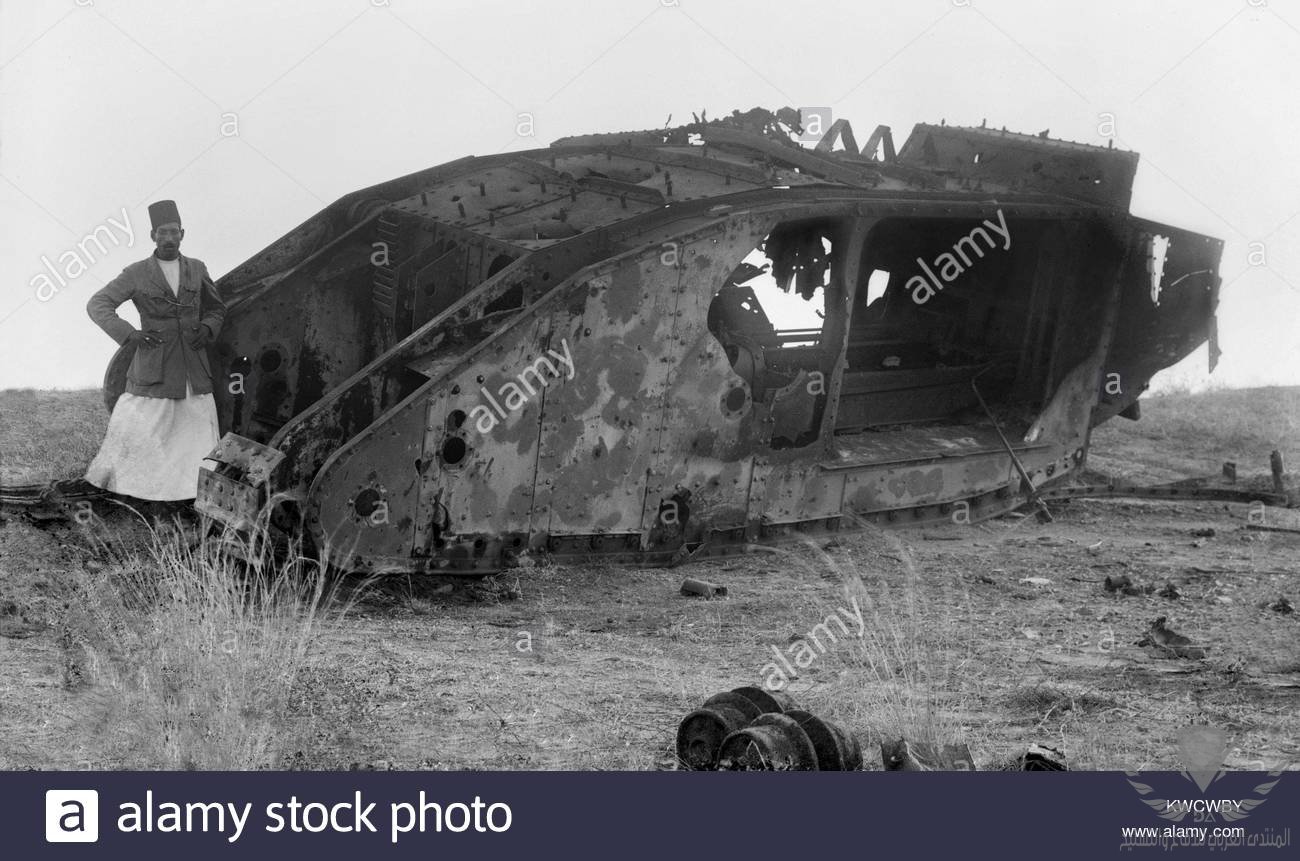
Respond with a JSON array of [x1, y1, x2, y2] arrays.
[[1, 386, 1297, 771]]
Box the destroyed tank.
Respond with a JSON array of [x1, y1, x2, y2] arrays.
[[137, 108, 1221, 573]]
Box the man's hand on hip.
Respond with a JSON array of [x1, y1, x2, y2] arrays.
[[187, 324, 214, 349]]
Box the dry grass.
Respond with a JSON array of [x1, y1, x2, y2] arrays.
[[59, 509, 358, 769], [1099, 385, 1300, 462], [756, 531, 976, 761], [0, 388, 104, 483], [1087, 385, 1300, 486]]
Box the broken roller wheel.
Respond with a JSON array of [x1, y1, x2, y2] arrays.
[[785, 710, 863, 771], [717, 713, 818, 771], [700, 691, 763, 722], [676, 702, 753, 770], [729, 685, 797, 715]]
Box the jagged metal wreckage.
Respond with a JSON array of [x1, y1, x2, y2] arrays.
[[146, 107, 1223, 574]]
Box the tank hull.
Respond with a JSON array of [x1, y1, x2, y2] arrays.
[[181, 110, 1221, 573]]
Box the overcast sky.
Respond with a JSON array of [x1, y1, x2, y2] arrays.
[[2, 0, 1297, 392]]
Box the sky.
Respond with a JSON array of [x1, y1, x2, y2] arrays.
[[2, 0, 1297, 393]]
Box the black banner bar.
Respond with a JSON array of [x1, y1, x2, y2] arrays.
[[7, 770, 1296, 858]]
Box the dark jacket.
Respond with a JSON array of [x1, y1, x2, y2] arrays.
[[87, 253, 226, 399]]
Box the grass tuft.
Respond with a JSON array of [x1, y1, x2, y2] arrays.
[[61, 507, 359, 769], [766, 529, 975, 765]]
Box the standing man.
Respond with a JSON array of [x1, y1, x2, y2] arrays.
[[83, 200, 226, 509]]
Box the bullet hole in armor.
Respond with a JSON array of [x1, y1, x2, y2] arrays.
[[353, 488, 380, 518], [441, 436, 468, 466], [723, 385, 748, 414], [258, 348, 283, 373]]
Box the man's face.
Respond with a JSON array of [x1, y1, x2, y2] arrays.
[[152, 223, 184, 259]]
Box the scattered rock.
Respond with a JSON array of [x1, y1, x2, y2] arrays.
[[1158, 582, 1182, 600], [0, 602, 46, 639], [1191, 527, 1216, 538], [1265, 596, 1294, 615], [680, 578, 727, 598], [1104, 574, 1154, 597], [1019, 576, 1052, 587], [1136, 616, 1207, 660]]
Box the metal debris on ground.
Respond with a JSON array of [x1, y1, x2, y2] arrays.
[[881, 739, 975, 771], [1038, 481, 1289, 509], [1012, 743, 1067, 772], [718, 714, 820, 771], [676, 687, 860, 771], [1245, 524, 1300, 535]]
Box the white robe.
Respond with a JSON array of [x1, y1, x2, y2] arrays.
[[85, 256, 219, 501]]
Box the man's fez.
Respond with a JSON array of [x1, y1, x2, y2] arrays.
[[148, 199, 182, 229]]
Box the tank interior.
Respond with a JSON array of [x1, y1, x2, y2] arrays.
[[706, 215, 1121, 455]]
